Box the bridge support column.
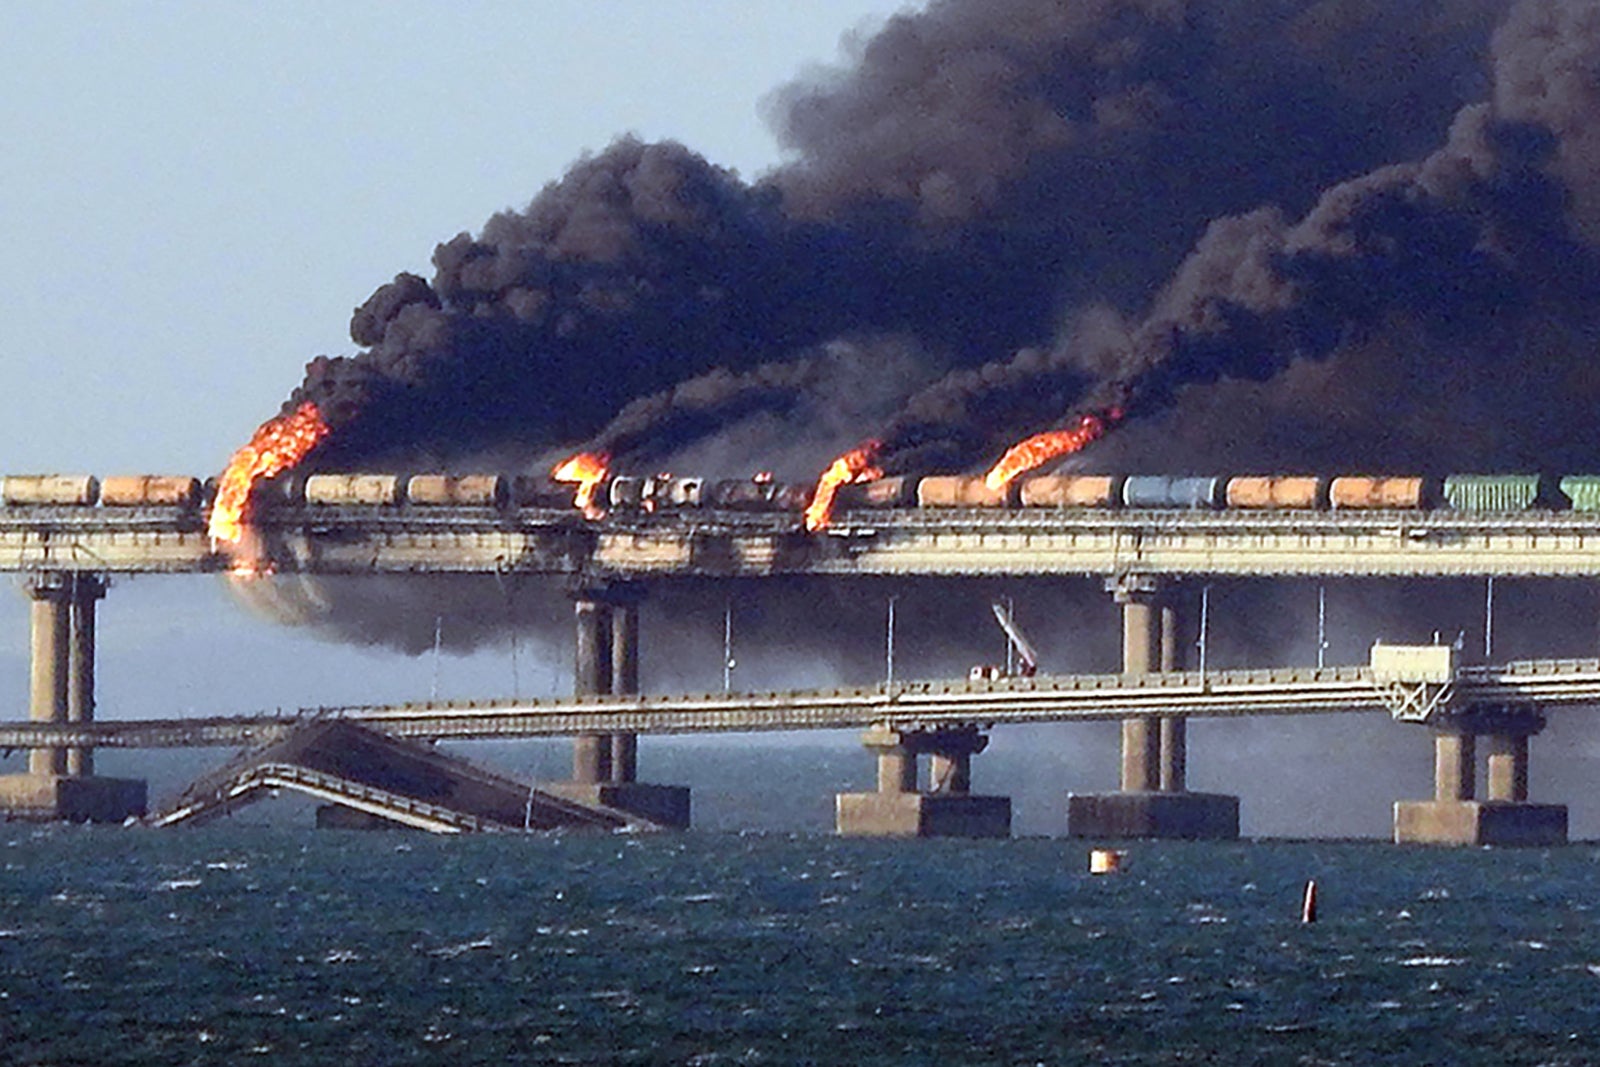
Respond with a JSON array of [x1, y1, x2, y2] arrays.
[[876, 740, 918, 795], [1159, 599, 1187, 792], [0, 573, 145, 823], [1434, 730, 1475, 803], [66, 574, 105, 777], [1067, 577, 1238, 840], [570, 597, 613, 784], [837, 725, 1010, 837], [1484, 732, 1529, 803], [609, 601, 639, 785], [552, 587, 689, 829], [1395, 711, 1565, 846], [27, 573, 70, 778]]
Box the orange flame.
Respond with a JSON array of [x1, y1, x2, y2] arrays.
[[551, 451, 610, 517], [804, 440, 883, 532], [983, 408, 1122, 492], [228, 551, 276, 580], [208, 402, 331, 545]]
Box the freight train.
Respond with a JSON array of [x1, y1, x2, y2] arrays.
[[7, 471, 1600, 514]]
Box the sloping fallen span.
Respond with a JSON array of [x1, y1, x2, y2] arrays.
[[149, 720, 641, 833], [151, 762, 498, 833]]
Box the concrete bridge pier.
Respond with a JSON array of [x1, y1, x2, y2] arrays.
[[26, 572, 69, 778], [1067, 575, 1239, 840], [0, 572, 145, 822], [552, 587, 689, 829], [836, 724, 1011, 837], [609, 599, 640, 784], [65, 574, 104, 777], [1395, 710, 1566, 846], [570, 596, 614, 784]]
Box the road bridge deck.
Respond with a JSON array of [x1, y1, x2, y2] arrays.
[[5, 657, 1599, 749], [8, 505, 1600, 577]]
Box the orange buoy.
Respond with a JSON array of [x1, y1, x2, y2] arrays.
[[1089, 849, 1125, 875]]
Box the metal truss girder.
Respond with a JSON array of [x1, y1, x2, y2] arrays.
[[1378, 682, 1455, 724]]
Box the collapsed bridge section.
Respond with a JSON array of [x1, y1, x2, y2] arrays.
[[149, 720, 658, 834]]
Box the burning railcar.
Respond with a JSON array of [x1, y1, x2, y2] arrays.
[[6, 470, 1597, 520]]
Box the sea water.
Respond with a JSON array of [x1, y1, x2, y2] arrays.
[[5, 828, 1600, 1064]]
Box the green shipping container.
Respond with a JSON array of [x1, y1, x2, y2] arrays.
[[1560, 476, 1600, 511], [1442, 474, 1540, 511]]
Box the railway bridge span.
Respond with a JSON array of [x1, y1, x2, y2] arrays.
[[4, 501, 1600, 844]]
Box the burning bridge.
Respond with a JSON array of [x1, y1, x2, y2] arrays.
[[5, 499, 1600, 845], [8, 503, 1600, 577]]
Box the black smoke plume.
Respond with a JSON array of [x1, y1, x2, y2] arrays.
[[871, 0, 1600, 474], [282, 0, 1531, 477], [244, 0, 1600, 672]]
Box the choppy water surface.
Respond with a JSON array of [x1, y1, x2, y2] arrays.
[[5, 829, 1600, 1064]]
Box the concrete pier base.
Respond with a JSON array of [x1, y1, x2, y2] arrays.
[[1394, 800, 1567, 846], [835, 724, 1009, 838], [1066, 791, 1239, 840], [1084, 577, 1241, 840], [0, 774, 147, 823], [557, 589, 688, 828], [835, 792, 1011, 838], [549, 782, 691, 830]]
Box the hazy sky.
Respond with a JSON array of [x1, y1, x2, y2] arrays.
[[0, 1, 915, 471], [0, 3, 918, 747], [5, 3, 1593, 835]]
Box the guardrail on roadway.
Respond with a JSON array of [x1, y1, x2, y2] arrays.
[[9, 505, 1600, 576], [7, 657, 1600, 749]]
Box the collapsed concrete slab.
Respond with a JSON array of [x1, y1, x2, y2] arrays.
[[151, 721, 657, 833]]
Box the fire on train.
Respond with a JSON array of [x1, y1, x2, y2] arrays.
[[9, 471, 1600, 514]]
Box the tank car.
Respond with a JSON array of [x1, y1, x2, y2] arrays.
[[767, 483, 813, 511], [699, 478, 809, 511], [99, 475, 202, 508], [250, 471, 312, 508], [304, 473, 408, 507], [1121, 475, 1226, 509], [607, 476, 652, 510], [654, 477, 705, 509], [1, 475, 99, 506], [406, 474, 508, 508], [836, 476, 918, 510], [1224, 476, 1325, 509], [1328, 476, 1428, 509], [706, 479, 775, 510], [916, 475, 1012, 508], [510, 474, 579, 509], [1018, 474, 1122, 508]]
